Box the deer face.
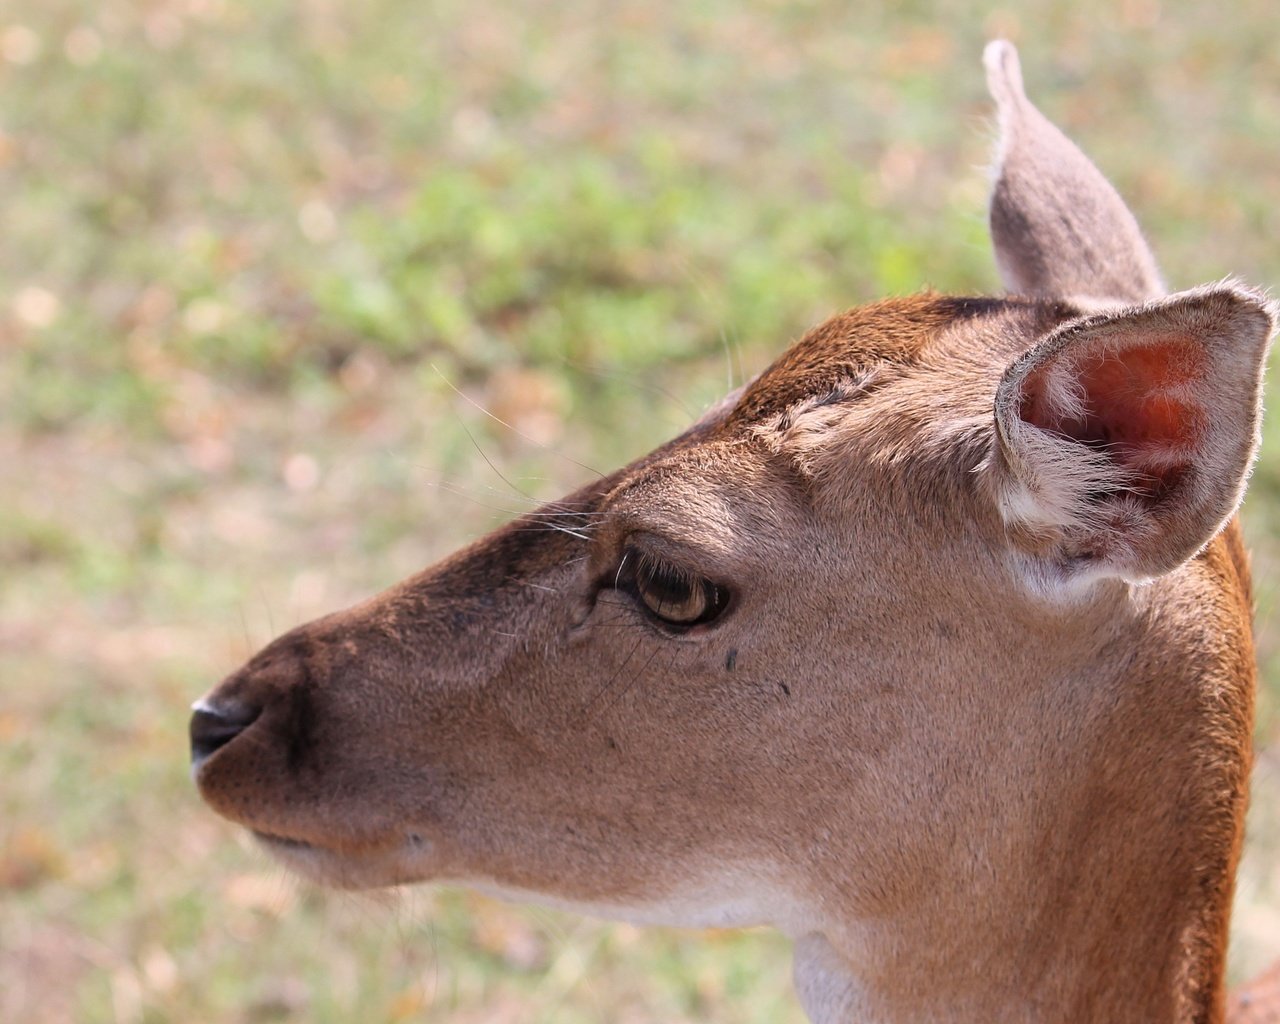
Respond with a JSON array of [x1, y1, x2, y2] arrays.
[[192, 42, 1274, 1020], [191, 284, 1268, 920], [191, 295, 1045, 920]]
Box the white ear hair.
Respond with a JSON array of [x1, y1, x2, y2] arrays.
[[992, 285, 1274, 583], [984, 41, 1163, 304]]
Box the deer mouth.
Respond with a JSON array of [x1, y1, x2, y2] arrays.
[[250, 827, 438, 889], [252, 829, 314, 852]]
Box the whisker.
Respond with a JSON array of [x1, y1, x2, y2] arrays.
[[431, 484, 599, 539], [429, 483, 608, 516], [455, 419, 537, 502], [506, 576, 562, 594], [580, 632, 646, 716], [554, 355, 697, 421], [418, 476, 544, 507], [516, 509, 608, 519], [431, 363, 604, 479], [670, 250, 746, 390], [510, 525, 594, 541], [429, 481, 606, 537], [591, 610, 642, 629], [613, 551, 631, 590], [429, 480, 533, 519], [596, 645, 663, 718]]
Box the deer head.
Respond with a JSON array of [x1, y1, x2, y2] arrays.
[[192, 42, 1276, 1023]]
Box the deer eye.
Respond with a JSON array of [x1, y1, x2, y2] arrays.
[[622, 548, 731, 628]]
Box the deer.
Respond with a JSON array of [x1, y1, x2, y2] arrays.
[[190, 42, 1280, 1023]]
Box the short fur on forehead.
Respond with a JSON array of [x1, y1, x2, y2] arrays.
[[747, 298, 1075, 498]]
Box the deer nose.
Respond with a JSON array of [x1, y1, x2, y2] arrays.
[[190, 699, 260, 769]]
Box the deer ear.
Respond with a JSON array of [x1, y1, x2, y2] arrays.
[[992, 286, 1275, 582], [984, 41, 1163, 304]]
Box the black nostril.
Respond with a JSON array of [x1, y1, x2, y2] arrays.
[[190, 701, 260, 767]]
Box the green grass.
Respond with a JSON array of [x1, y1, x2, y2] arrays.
[[3, 1, 1280, 1021]]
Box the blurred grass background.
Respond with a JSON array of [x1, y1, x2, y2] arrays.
[[2, 0, 1279, 1021]]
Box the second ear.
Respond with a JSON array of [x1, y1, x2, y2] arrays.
[[984, 40, 1163, 305]]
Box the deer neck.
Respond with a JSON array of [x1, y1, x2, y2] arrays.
[[794, 534, 1253, 1024]]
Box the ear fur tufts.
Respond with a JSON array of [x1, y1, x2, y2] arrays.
[[992, 285, 1275, 583]]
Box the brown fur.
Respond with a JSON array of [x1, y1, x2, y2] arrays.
[[191, 42, 1278, 1023]]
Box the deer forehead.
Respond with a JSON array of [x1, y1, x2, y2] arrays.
[[590, 298, 1062, 547]]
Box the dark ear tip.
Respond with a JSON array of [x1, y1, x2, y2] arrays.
[[983, 40, 1026, 108]]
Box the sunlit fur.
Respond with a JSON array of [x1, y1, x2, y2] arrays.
[[193, 42, 1277, 1024]]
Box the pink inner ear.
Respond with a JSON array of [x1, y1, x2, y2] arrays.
[[1018, 337, 1207, 498]]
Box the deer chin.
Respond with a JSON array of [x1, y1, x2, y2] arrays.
[[259, 823, 794, 935], [252, 828, 439, 890]]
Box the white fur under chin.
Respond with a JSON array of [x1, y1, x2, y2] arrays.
[[457, 871, 877, 1024], [459, 862, 808, 934], [793, 933, 877, 1024]]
